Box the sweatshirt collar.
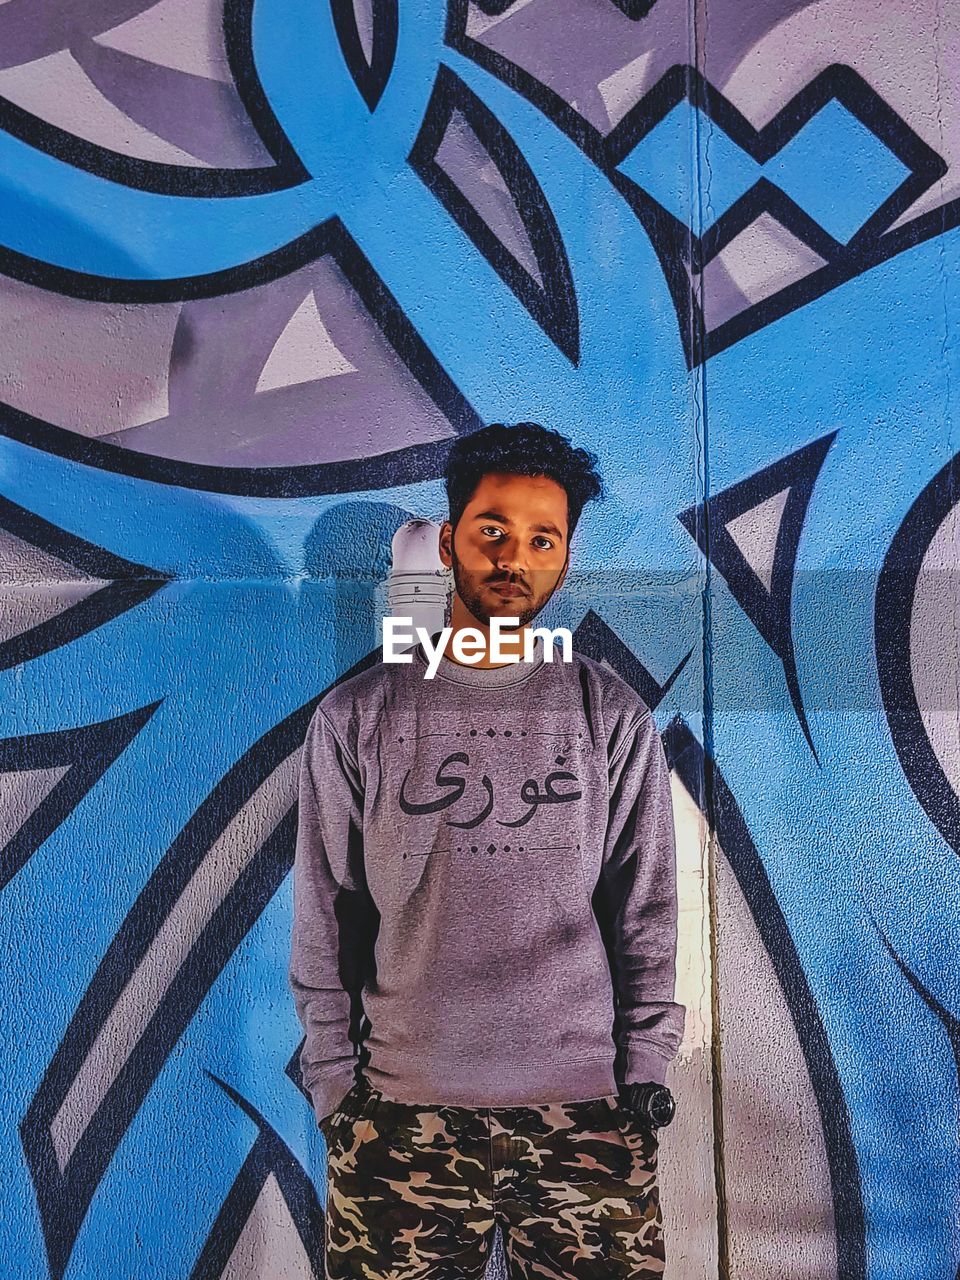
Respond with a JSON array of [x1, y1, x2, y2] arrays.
[[413, 630, 547, 687]]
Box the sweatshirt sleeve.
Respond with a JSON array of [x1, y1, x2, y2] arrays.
[[597, 709, 686, 1087], [289, 705, 376, 1126]]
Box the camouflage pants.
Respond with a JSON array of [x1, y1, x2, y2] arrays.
[[323, 1075, 664, 1279]]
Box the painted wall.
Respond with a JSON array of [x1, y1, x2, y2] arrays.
[[1, 2, 957, 1278]]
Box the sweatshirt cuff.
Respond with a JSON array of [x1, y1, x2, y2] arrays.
[[307, 1069, 357, 1127], [623, 1043, 674, 1087]]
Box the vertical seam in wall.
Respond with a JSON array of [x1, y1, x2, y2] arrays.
[[932, 0, 958, 727], [688, 0, 728, 1274]]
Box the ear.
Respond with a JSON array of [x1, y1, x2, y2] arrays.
[[438, 520, 453, 567]]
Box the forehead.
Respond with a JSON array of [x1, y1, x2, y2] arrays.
[[464, 471, 569, 525]]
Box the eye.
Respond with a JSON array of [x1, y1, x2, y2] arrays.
[[533, 536, 554, 550], [480, 526, 505, 539]]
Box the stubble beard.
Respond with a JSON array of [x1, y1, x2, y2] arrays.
[[449, 545, 555, 630]]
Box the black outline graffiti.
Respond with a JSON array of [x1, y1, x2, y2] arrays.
[[330, 0, 398, 112], [0, 703, 161, 892], [222, 0, 311, 182], [607, 0, 659, 16], [284, 1037, 310, 1101], [874, 927, 960, 1278], [21, 705, 312, 1280], [678, 431, 838, 761], [603, 63, 942, 270], [0, 0, 308, 196], [409, 65, 580, 363], [0, 218, 484, 496], [473, 0, 658, 17], [471, 0, 525, 11], [572, 607, 691, 711], [662, 717, 866, 1280], [0, 202, 336, 303], [876, 452, 960, 857], [190, 1075, 325, 1279], [566, 608, 865, 1279], [0, 494, 170, 669], [447, 7, 951, 367], [21, 647, 383, 1280], [876, 931, 960, 1084]]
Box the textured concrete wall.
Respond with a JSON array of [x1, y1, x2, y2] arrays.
[[1, 2, 958, 1278]]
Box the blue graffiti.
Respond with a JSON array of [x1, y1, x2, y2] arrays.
[[0, 3, 958, 1278]]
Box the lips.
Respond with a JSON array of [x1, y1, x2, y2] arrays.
[[490, 583, 527, 597]]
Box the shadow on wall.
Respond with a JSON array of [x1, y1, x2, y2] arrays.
[[302, 500, 438, 669]]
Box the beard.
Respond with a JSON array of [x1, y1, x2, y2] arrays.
[[448, 545, 562, 629]]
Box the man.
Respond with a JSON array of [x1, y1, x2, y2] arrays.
[[290, 422, 685, 1278]]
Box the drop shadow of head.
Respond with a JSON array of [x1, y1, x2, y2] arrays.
[[303, 499, 434, 671]]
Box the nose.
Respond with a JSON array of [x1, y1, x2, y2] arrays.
[[496, 545, 526, 576]]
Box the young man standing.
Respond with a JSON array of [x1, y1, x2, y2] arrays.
[[290, 422, 685, 1279]]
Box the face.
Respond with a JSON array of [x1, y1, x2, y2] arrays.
[[439, 471, 571, 629]]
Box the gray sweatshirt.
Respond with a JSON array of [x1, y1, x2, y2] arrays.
[[289, 633, 685, 1126]]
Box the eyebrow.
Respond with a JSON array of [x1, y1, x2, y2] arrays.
[[472, 509, 566, 541]]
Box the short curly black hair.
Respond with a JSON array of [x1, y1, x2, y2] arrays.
[[444, 422, 604, 541]]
